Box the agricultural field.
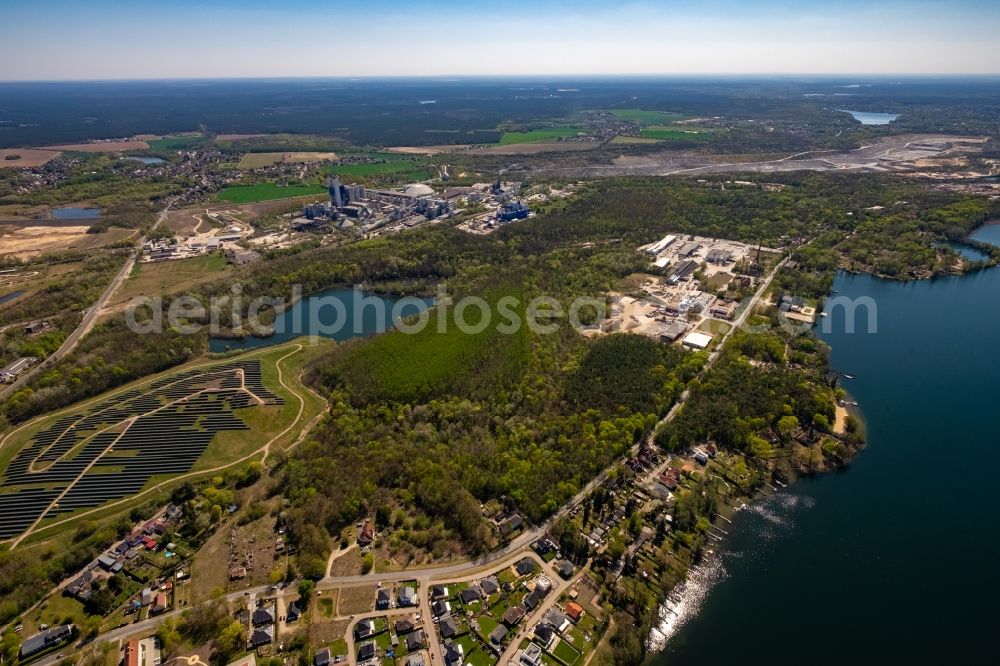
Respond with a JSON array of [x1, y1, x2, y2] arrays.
[[331, 160, 431, 180], [0, 341, 329, 545], [147, 134, 208, 152], [608, 109, 688, 124], [639, 126, 719, 141], [217, 183, 329, 204], [0, 148, 61, 168], [39, 140, 150, 153], [498, 127, 588, 145], [237, 152, 339, 169]]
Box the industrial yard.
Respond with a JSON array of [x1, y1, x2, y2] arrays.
[[598, 234, 774, 350]]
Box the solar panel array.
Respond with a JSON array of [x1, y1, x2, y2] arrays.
[[0, 360, 283, 539]]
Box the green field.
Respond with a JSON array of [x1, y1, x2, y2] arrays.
[[332, 161, 431, 179], [609, 109, 688, 124], [639, 125, 718, 141], [551, 640, 581, 666], [148, 134, 208, 152], [217, 183, 329, 204], [327, 290, 529, 405], [498, 127, 587, 145]]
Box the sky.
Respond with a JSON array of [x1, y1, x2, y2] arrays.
[[1, 0, 998, 80]]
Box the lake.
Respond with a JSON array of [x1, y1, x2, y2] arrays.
[[649, 224, 1000, 664], [51, 206, 101, 220], [0, 290, 24, 305], [209, 287, 433, 352], [125, 155, 165, 165], [838, 109, 900, 125]]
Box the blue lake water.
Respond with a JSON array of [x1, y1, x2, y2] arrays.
[[838, 109, 900, 125], [209, 287, 433, 352], [125, 155, 165, 165], [0, 290, 24, 305], [938, 240, 988, 262], [650, 225, 1000, 664], [51, 206, 101, 220]]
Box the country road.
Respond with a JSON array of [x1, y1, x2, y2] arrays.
[[0, 197, 176, 402]]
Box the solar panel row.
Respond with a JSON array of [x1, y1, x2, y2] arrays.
[[0, 360, 277, 538]]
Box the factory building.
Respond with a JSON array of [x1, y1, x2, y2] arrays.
[[660, 321, 689, 343], [706, 248, 733, 264], [666, 259, 699, 285], [682, 331, 714, 350], [645, 234, 677, 257], [498, 201, 530, 222], [677, 241, 701, 258], [1, 357, 37, 383]]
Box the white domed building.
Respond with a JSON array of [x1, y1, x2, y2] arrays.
[[404, 183, 435, 198]]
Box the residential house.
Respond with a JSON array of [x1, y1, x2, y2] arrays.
[[439, 617, 458, 639], [357, 641, 377, 662], [151, 592, 168, 615], [287, 600, 301, 623], [253, 603, 276, 627], [376, 588, 391, 610], [355, 618, 375, 639], [543, 608, 571, 633], [398, 586, 417, 607], [249, 625, 274, 648], [565, 602, 585, 623], [523, 590, 543, 611], [430, 584, 449, 600], [358, 520, 375, 546], [489, 624, 508, 646], [405, 629, 425, 652], [460, 586, 482, 604], [314, 648, 332, 666], [432, 599, 452, 617], [394, 618, 415, 634], [19, 625, 74, 660], [532, 538, 556, 556], [406, 654, 426, 666], [480, 576, 500, 596], [500, 514, 524, 536], [444, 641, 464, 666], [558, 560, 574, 580], [514, 557, 536, 577], [532, 622, 555, 649], [520, 643, 543, 666], [502, 606, 526, 626], [124, 639, 140, 666]]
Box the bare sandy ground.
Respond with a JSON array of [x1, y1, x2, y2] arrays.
[[612, 155, 660, 167], [0, 224, 93, 258], [214, 134, 269, 142], [834, 405, 849, 433], [386, 145, 473, 155], [237, 151, 338, 168], [469, 142, 601, 155], [285, 151, 337, 161], [0, 149, 61, 168], [41, 140, 150, 152]]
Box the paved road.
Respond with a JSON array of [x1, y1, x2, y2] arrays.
[[0, 198, 176, 402]]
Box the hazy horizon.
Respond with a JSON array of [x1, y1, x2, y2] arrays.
[[2, 0, 999, 81]]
